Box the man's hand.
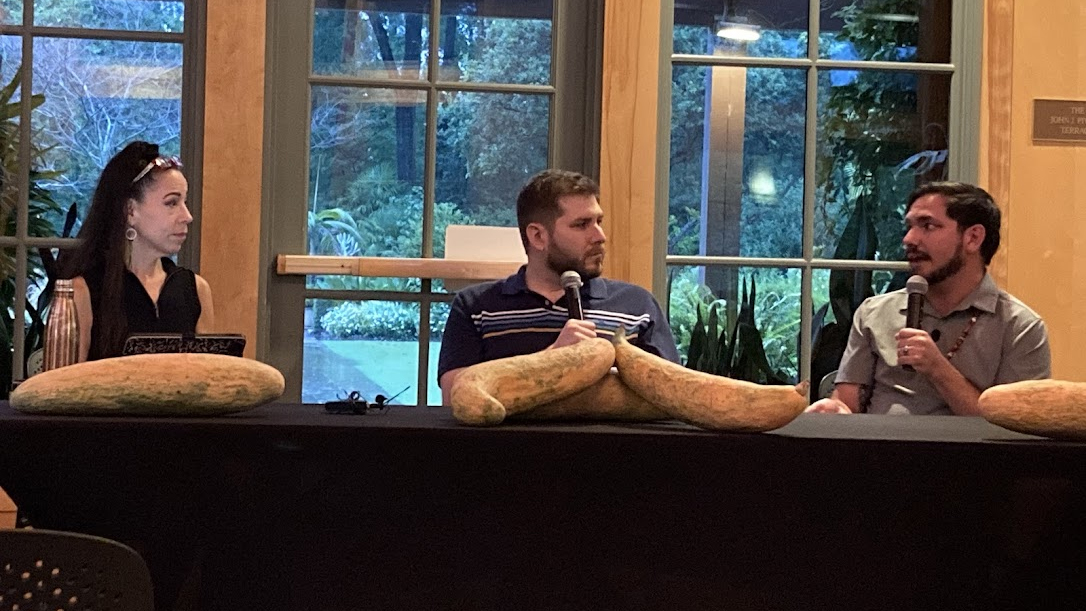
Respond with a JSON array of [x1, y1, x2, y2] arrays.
[[894, 328, 949, 375], [805, 398, 853, 414], [548, 319, 597, 350], [896, 328, 984, 415], [805, 383, 862, 414]]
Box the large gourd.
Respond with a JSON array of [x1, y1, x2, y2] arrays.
[[11, 353, 285, 416], [978, 380, 1086, 440], [513, 372, 669, 422], [612, 333, 808, 432], [449, 338, 615, 425]]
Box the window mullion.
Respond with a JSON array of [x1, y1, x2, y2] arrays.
[[11, 17, 35, 382], [798, 0, 820, 384]]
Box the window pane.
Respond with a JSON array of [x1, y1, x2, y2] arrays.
[[313, 1, 430, 80], [0, 36, 22, 237], [303, 298, 432, 406], [669, 65, 806, 258], [819, 0, 950, 63], [434, 90, 548, 256], [33, 0, 184, 32], [428, 300, 449, 405], [33, 37, 183, 238], [309, 85, 426, 257], [815, 70, 950, 260], [1, 35, 20, 87], [667, 264, 801, 384], [673, 5, 807, 58], [437, 1, 551, 84], [1, 1, 21, 24]]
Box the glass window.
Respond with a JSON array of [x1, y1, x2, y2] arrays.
[[669, 65, 807, 258], [308, 85, 426, 258], [435, 90, 549, 241], [668, 264, 803, 384], [819, 0, 951, 63], [277, 1, 588, 405], [33, 37, 184, 235], [313, 1, 430, 80], [437, 0, 552, 84], [674, 5, 807, 59], [303, 297, 449, 407], [668, 0, 957, 390], [32, 0, 185, 32]]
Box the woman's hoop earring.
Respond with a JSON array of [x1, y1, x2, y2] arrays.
[[125, 227, 137, 241]]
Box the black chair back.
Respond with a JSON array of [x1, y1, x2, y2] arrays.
[[0, 528, 154, 611]]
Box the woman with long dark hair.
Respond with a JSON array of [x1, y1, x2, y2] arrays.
[[60, 140, 214, 361]]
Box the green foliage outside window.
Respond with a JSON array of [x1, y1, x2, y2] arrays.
[[0, 65, 64, 395], [319, 300, 447, 341], [669, 0, 944, 390], [307, 11, 549, 342]]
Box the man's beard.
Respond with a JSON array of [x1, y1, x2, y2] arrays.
[[914, 243, 964, 286], [546, 246, 604, 280]]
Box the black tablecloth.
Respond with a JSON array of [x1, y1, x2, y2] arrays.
[[1, 402, 1084, 611]]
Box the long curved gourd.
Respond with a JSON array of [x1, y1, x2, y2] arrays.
[[978, 380, 1086, 440], [449, 338, 616, 426], [513, 371, 669, 421], [11, 353, 285, 416], [612, 333, 808, 432]]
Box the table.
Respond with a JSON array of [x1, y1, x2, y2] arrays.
[[1, 402, 1084, 610]]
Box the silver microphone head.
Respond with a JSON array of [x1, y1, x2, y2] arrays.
[[560, 270, 583, 290], [906, 274, 929, 296]]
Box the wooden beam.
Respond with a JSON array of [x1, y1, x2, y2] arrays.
[[276, 255, 523, 280], [599, 0, 663, 290], [200, 0, 266, 358], [982, 0, 1014, 286]]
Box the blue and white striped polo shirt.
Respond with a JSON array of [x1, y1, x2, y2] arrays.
[[437, 266, 680, 382]]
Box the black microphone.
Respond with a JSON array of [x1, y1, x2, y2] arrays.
[[903, 275, 928, 371], [560, 271, 584, 320]]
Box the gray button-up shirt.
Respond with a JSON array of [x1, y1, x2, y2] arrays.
[[836, 275, 1051, 415]]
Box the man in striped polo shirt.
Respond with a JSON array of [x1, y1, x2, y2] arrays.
[[438, 169, 680, 405]]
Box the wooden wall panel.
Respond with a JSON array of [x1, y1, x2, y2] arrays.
[[199, 0, 266, 357], [980, 0, 1014, 287], [599, 1, 662, 288], [983, 0, 1086, 380]]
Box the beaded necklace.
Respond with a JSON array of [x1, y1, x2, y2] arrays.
[[943, 314, 979, 361]]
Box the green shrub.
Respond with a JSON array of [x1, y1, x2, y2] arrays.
[[669, 267, 818, 382], [319, 300, 447, 341]]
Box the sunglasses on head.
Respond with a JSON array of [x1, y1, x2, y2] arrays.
[[131, 155, 183, 184]]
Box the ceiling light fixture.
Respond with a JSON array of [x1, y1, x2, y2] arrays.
[[716, 21, 761, 42], [870, 13, 919, 23]]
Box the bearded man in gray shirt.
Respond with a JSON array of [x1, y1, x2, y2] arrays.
[[808, 182, 1050, 415]]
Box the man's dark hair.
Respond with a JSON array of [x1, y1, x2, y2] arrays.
[[906, 181, 1001, 265], [516, 169, 600, 250]]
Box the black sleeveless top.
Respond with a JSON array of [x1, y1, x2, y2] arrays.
[[84, 258, 202, 359]]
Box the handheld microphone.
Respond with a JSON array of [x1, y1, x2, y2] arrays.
[[560, 271, 584, 320], [903, 275, 928, 371]]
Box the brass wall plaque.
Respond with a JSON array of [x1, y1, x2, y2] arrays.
[[1033, 99, 1086, 143]]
